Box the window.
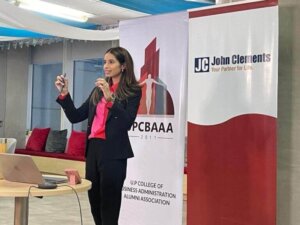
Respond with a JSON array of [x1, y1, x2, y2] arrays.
[[73, 58, 104, 131], [31, 63, 62, 129]]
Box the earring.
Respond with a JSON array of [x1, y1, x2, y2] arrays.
[[121, 68, 124, 73]]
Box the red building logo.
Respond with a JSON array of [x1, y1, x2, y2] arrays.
[[138, 38, 174, 115]]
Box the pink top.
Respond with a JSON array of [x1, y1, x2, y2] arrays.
[[89, 83, 118, 139]]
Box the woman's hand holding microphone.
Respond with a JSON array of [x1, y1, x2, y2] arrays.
[[55, 74, 68, 96], [96, 78, 115, 102]]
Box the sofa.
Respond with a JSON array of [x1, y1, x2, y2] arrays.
[[15, 128, 86, 177]]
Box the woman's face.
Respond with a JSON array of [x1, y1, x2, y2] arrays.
[[103, 52, 123, 80]]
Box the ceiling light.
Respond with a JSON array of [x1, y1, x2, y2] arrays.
[[15, 0, 94, 22]]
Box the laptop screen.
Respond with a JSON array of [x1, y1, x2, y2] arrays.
[[0, 153, 45, 184]]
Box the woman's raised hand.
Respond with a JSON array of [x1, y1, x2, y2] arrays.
[[95, 78, 114, 102], [55, 74, 69, 96]]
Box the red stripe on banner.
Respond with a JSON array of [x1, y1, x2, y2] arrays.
[[189, 0, 278, 18], [187, 114, 276, 225]]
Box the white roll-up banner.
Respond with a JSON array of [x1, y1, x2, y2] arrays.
[[119, 11, 188, 225]]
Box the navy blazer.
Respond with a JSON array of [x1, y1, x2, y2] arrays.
[[56, 88, 142, 160]]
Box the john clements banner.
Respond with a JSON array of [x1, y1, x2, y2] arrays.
[[187, 1, 278, 225]]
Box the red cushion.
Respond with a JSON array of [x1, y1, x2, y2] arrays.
[[26, 128, 50, 152], [66, 130, 86, 157]]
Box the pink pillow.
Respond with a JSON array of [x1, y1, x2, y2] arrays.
[[26, 128, 50, 152], [66, 130, 86, 157]]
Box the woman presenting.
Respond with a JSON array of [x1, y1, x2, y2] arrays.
[[55, 47, 141, 225]]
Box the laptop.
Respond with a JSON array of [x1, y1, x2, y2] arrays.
[[0, 153, 67, 185]]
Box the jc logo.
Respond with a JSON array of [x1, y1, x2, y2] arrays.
[[194, 57, 210, 73]]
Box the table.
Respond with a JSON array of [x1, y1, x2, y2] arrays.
[[0, 176, 91, 225]]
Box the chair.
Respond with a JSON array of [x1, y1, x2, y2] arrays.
[[0, 138, 17, 153]]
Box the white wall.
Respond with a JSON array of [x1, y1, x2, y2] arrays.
[[30, 40, 118, 64], [32, 42, 63, 64], [4, 48, 31, 148], [278, 1, 300, 225], [0, 52, 7, 137]]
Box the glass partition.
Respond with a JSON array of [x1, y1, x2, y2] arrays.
[[73, 58, 104, 131], [31, 63, 62, 129]]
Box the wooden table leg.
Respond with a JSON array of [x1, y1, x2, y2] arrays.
[[14, 197, 28, 225]]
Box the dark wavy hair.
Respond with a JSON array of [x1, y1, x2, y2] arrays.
[[91, 47, 141, 105]]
